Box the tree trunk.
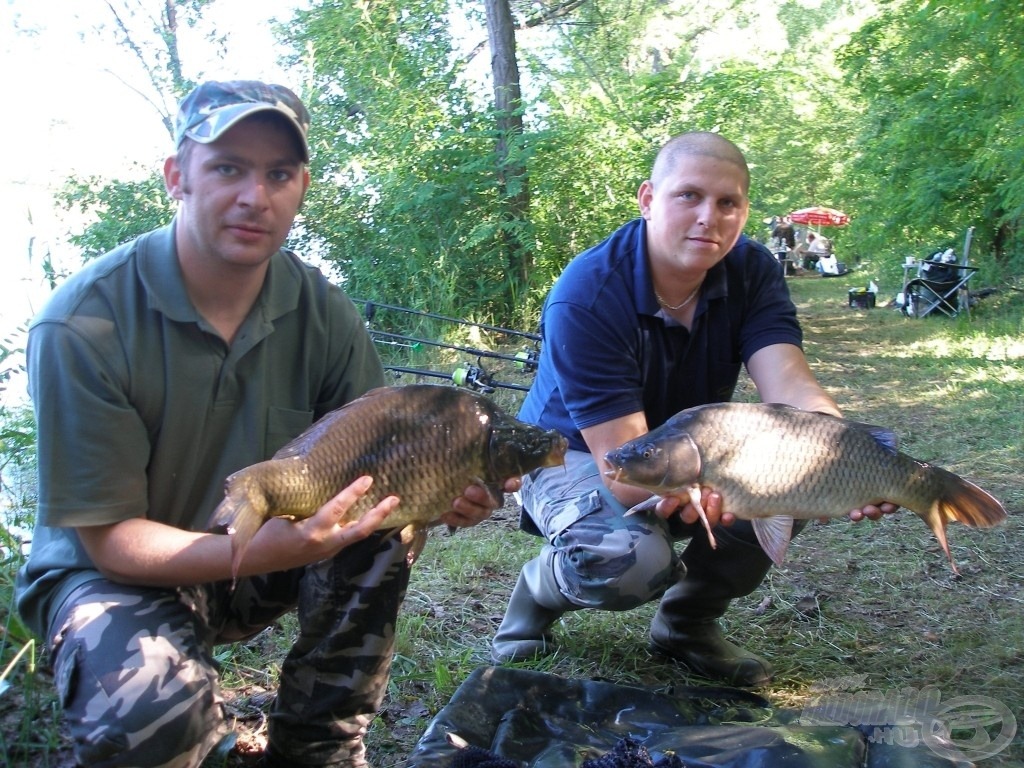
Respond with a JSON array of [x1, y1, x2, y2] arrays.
[[484, 0, 532, 306]]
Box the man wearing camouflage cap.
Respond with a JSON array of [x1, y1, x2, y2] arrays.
[[16, 80, 516, 767]]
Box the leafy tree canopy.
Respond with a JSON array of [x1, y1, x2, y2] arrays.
[[50, 0, 1023, 324]]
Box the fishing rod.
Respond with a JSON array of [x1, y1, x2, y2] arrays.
[[369, 329, 538, 369], [353, 299, 541, 342], [370, 335, 422, 351], [384, 364, 531, 394]]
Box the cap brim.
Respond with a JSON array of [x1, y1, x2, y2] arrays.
[[183, 103, 309, 162]]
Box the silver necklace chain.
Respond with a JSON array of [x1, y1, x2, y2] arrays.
[[653, 283, 701, 311]]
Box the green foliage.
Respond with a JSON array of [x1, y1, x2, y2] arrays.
[[54, 168, 175, 262], [836, 0, 1024, 270], [1, 325, 40, 747], [521, 1, 690, 287], [278, 0, 535, 326], [0, 402, 35, 525], [0, 326, 26, 398], [48, 0, 1024, 323], [88, 0, 215, 137], [0, 327, 35, 535], [518, 0, 865, 290]]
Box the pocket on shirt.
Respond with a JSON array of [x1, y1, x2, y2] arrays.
[[266, 407, 314, 455]]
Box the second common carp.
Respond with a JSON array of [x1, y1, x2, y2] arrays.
[[210, 384, 568, 578], [604, 402, 1006, 573]]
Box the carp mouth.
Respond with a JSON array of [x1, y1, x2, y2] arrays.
[[603, 465, 624, 484]]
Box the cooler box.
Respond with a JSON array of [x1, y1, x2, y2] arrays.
[[848, 288, 876, 309]]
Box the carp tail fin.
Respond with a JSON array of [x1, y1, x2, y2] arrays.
[[208, 485, 268, 584], [918, 467, 1007, 575]]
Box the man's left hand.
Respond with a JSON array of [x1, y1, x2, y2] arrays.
[[441, 477, 522, 528]]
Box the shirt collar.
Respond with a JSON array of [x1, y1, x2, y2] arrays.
[[138, 219, 303, 327]]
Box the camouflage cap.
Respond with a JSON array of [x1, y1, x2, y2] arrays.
[[175, 80, 310, 161]]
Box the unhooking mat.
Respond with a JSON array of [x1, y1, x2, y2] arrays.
[[408, 667, 979, 768]]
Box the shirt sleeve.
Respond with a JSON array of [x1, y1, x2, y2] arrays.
[[28, 318, 151, 527], [735, 247, 803, 364], [314, 285, 387, 417], [543, 295, 646, 433]]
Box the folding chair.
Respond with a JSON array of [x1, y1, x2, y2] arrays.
[[903, 227, 978, 318]]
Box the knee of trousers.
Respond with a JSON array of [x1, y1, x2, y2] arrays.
[[553, 526, 679, 612], [57, 638, 228, 766], [63, 663, 228, 766], [50, 591, 228, 766]]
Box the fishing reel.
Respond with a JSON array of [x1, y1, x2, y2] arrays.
[[514, 347, 539, 374], [452, 361, 496, 393]]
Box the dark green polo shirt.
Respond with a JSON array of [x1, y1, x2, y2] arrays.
[[16, 222, 384, 637]]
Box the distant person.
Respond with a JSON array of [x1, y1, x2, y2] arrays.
[[810, 236, 848, 275], [818, 252, 847, 275], [808, 233, 831, 256], [802, 232, 829, 270], [791, 238, 810, 270], [771, 216, 796, 250], [15, 80, 517, 768], [490, 131, 895, 688]]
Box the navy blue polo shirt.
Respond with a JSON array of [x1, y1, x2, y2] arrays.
[[519, 218, 802, 451]]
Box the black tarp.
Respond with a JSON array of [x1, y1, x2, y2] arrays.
[[408, 667, 975, 768]]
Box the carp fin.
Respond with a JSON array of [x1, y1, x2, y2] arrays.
[[209, 496, 265, 584], [687, 484, 717, 550], [752, 516, 795, 567], [271, 388, 392, 459], [625, 495, 663, 516], [859, 423, 900, 454], [914, 465, 1008, 575], [626, 489, 717, 552], [399, 524, 429, 566]]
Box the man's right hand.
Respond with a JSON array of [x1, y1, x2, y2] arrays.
[[653, 487, 735, 528], [255, 476, 399, 570]]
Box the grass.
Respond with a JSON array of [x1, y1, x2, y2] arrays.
[[2, 271, 1022, 766]]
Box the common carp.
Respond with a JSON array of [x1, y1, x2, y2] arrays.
[[210, 384, 568, 578], [603, 402, 1006, 573]]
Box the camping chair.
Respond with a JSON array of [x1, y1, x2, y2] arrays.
[[903, 227, 977, 318]]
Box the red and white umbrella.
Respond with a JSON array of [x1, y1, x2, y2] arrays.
[[789, 206, 850, 227]]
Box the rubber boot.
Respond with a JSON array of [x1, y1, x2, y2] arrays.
[[649, 521, 802, 687], [491, 548, 578, 663]]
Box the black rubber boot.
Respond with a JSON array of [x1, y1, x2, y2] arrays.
[[649, 521, 804, 687], [649, 618, 773, 687], [491, 547, 577, 663]]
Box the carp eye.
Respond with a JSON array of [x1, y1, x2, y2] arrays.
[[640, 443, 657, 459]]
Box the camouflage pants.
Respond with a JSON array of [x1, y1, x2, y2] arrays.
[[47, 531, 411, 768], [520, 450, 798, 618]]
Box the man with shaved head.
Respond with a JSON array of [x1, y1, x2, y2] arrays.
[[492, 131, 893, 686], [650, 131, 751, 189]]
